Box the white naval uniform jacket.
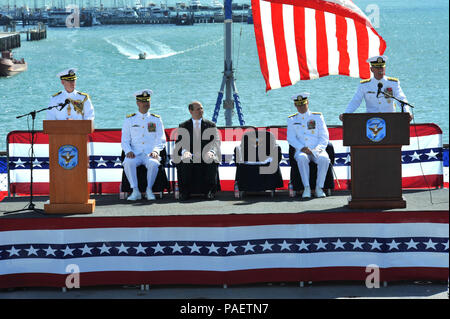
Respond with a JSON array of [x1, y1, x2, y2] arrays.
[[121, 112, 166, 156], [287, 110, 329, 156], [345, 76, 410, 114], [46, 90, 95, 120]]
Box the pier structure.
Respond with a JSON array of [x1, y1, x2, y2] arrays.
[[0, 32, 20, 52]]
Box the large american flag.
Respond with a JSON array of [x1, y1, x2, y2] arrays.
[[252, 0, 386, 90], [0, 212, 448, 288], [6, 124, 444, 196]]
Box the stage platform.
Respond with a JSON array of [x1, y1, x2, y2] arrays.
[[0, 189, 448, 290], [1, 189, 448, 218]]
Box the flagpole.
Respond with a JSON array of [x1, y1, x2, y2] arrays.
[[212, 0, 245, 126]]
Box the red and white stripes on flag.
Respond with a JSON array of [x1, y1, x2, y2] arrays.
[[252, 0, 387, 90]]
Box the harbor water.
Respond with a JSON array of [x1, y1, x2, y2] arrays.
[[0, 0, 448, 152]]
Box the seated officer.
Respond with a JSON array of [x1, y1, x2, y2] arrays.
[[46, 68, 95, 121], [121, 89, 166, 201], [287, 93, 330, 199]]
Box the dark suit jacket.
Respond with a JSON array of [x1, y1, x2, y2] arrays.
[[174, 118, 221, 164]]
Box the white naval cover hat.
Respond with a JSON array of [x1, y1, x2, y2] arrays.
[[367, 55, 388, 66], [57, 68, 78, 80], [291, 92, 310, 104], [134, 89, 153, 101]]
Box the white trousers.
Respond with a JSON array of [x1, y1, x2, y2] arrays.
[[123, 153, 160, 190], [294, 150, 330, 188]]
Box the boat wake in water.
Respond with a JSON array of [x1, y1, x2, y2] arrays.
[[104, 36, 223, 60]]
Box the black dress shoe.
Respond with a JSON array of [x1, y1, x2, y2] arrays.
[[205, 191, 215, 200], [179, 193, 190, 201]]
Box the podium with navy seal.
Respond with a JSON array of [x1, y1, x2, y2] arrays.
[[343, 113, 410, 209], [43, 120, 95, 214]]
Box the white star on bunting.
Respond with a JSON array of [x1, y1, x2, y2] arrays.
[[409, 151, 421, 161], [242, 242, 256, 252], [95, 157, 108, 167], [296, 240, 310, 251], [151, 243, 165, 254], [314, 239, 327, 250], [170, 243, 184, 253], [279, 240, 291, 251], [116, 243, 130, 254], [25, 246, 39, 256], [425, 149, 438, 160], [7, 246, 20, 256], [32, 159, 43, 167], [13, 158, 26, 168], [80, 244, 93, 255], [44, 246, 56, 256], [225, 243, 237, 254], [260, 240, 273, 251], [61, 245, 74, 256], [188, 243, 202, 254], [332, 239, 346, 250], [423, 239, 437, 250], [387, 240, 400, 250], [133, 244, 147, 254], [369, 240, 382, 251], [98, 243, 112, 254], [207, 243, 220, 254], [351, 239, 364, 250], [405, 239, 419, 250]]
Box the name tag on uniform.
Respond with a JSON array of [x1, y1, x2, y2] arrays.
[[307, 120, 316, 130], [147, 122, 156, 132], [293, 122, 301, 125], [132, 124, 140, 127]]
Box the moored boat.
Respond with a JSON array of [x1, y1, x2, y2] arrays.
[[0, 50, 27, 77]]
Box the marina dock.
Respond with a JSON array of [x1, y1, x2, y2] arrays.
[[0, 32, 20, 51]]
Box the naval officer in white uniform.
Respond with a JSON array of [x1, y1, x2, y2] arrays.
[[287, 93, 330, 198], [121, 89, 166, 201], [46, 68, 95, 121], [339, 55, 412, 121]]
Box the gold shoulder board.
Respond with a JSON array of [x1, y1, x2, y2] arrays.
[[387, 77, 399, 82], [78, 91, 90, 99], [126, 113, 136, 118], [52, 91, 62, 97], [151, 113, 160, 118], [288, 113, 298, 118], [360, 79, 371, 84], [311, 112, 322, 115]]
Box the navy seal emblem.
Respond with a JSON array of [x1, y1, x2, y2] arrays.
[[58, 145, 78, 170], [366, 117, 386, 142]]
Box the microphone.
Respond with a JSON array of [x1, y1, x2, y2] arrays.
[[58, 99, 70, 111], [376, 82, 383, 98]]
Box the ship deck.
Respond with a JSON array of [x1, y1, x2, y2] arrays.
[[1, 188, 448, 219]]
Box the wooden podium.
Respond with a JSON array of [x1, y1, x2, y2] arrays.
[[43, 120, 95, 214], [343, 113, 410, 209]]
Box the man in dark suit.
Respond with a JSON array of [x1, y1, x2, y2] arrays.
[[174, 101, 221, 200]]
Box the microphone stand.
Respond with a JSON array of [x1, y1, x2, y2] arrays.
[[4, 104, 62, 215], [378, 91, 415, 113]]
